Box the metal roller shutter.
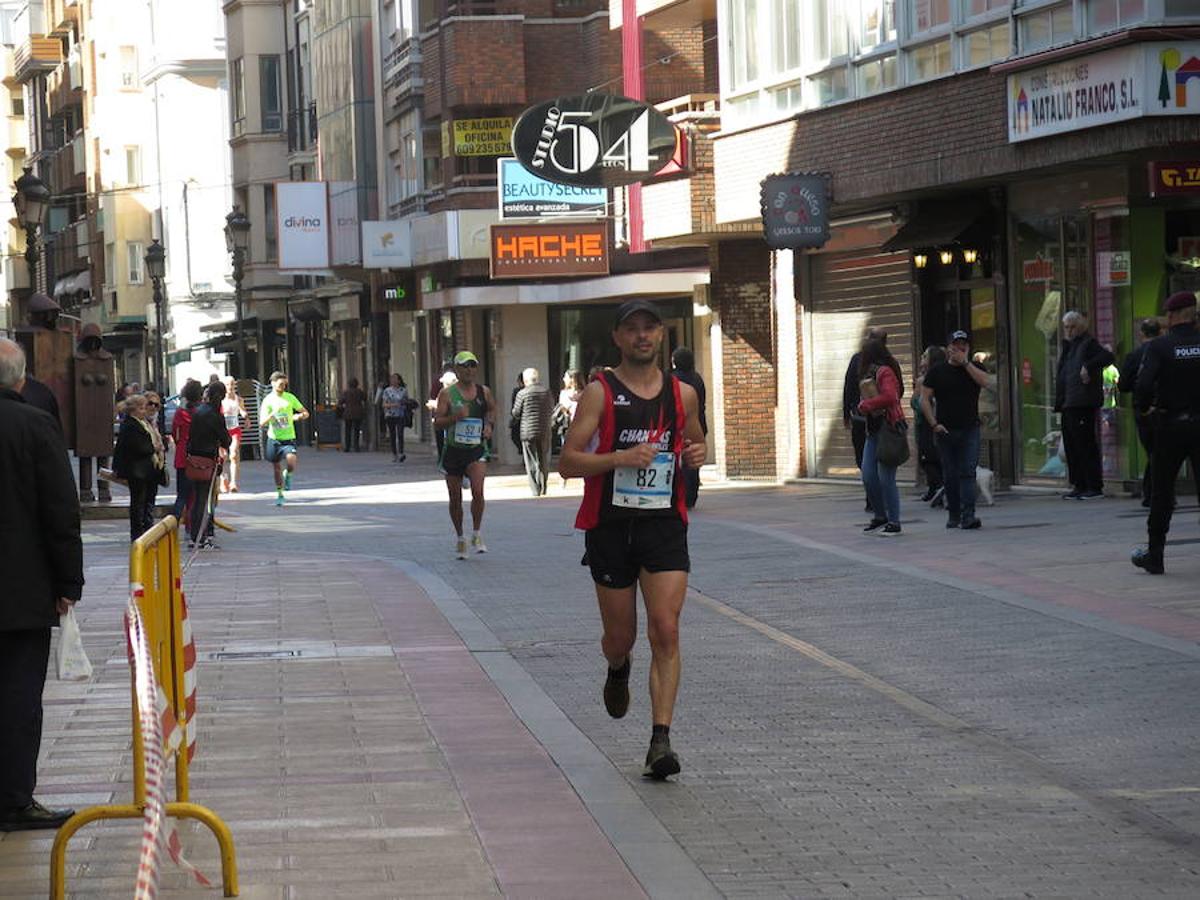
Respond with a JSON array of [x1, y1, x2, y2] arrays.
[[807, 249, 916, 479]]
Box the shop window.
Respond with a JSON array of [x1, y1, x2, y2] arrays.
[[810, 67, 850, 105], [859, 0, 897, 52], [909, 39, 952, 81], [965, 22, 1010, 67], [857, 55, 899, 95], [1018, 4, 1074, 54], [1086, 0, 1145, 34], [909, 0, 951, 36]]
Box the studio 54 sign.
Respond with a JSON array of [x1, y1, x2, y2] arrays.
[[760, 173, 832, 250], [511, 94, 680, 189]]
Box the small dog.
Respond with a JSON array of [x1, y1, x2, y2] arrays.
[[976, 466, 995, 506]]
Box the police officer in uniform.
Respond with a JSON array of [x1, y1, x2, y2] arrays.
[[1132, 291, 1200, 574]]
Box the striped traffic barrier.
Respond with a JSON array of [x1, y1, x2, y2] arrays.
[[49, 516, 238, 899]]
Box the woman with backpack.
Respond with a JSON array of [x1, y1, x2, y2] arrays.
[[857, 339, 908, 536]]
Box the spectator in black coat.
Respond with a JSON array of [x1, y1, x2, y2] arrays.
[[672, 347, 708, 509], [1055, 311, 1115, 499], [1119, 318, 1163, 505], [186, 382, 232, 548], [20, 376, 62, 436], [0, 338, 83, 832], [113, 393, 168, 541]]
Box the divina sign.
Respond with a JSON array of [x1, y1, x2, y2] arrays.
[[511, 94, 680, 189], [283, 216, 322, 230], [276, 181, 330, 269]]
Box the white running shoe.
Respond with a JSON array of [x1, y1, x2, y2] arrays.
[[456, 538, 468, 560], [472, 535, 488, 554]]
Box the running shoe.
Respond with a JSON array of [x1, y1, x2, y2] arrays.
[[1079, 491, 1105, 500], [283, 470, 293, 491], [603, 657, 631, 719], [399, 453, 406, 462], [472, 534, 488, 554], [862, 519, 886, 533], [879, 523, 902, 536], [961, 517, 982, 530], [1062, 489, 1083, 500], [275, 491, 285, 507], [456, 538, 468, 560], [199, 538, 219, 550], [643, 736, 681, 780]]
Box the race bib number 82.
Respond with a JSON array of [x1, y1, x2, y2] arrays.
[[613, 452, 675, 509]]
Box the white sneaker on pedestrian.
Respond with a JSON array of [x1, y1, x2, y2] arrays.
[[456, 538, 468, 560], [472, 534, 488, 554]]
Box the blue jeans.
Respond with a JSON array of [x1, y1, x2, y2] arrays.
[[936, 425, 981, 524], [862, 433, 901, 525], [171, 468, 192, 520]]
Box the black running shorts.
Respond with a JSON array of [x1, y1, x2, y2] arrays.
[[582, 517, 689, 589], [441, 445, 486, 478]]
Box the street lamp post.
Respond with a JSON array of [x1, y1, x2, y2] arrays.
[[145, 239, 166, 390], [14, 166, 51, 287], [224, 207, 251, 378]]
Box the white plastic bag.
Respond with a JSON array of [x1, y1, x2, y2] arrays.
[[57, 607, 93, 682]]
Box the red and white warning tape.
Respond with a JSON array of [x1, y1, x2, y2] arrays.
[[128, 585, 211, 899], [178, 580, 198, 763]]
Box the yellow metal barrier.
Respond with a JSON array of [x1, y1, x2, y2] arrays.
[[50, 516, 238, 898]]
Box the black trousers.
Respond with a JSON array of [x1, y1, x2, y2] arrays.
[[1135, 417, 1156, 500], [915, 420, 943, 491], [0, 628, 51, 809], [1061, 407, 1104, 493], [386, 419, 406, 457], [1147, 416, 1200, 551], [343, 418, 363, 452], [128, 477, 159, 541], [190, 478, 215, 542]]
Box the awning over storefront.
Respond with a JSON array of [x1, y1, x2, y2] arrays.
[[881, 200, 992, 252], [421, 269, 709, 310]]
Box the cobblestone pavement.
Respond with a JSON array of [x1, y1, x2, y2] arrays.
[[7, 444, 1200, 898]]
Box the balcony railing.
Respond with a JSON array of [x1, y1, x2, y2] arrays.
[[287, 102, 318, 153], [14, 36, 63, 83]]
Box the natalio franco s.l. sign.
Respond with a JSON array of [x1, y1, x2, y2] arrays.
[[489, 222, 609, 279], [759, 173, 832, 250], [511, 94, 680, 188]]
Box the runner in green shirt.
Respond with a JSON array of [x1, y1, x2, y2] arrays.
[[433, 350, 495, 559], [258, 371, 309, 507]]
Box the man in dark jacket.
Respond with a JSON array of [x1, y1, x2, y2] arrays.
[[843, 327, 887, 510], [672, 347, 708, 509], [0, 338, 83, 832], [1055, 311, 1115, 500], [1118, 318, 1162, 506], [20, 375, 62, 436], [511, 366, 554, 496]]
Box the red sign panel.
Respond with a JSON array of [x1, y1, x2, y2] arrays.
[[1149, 161, 1200, 197], [489, 223, 610, 279]]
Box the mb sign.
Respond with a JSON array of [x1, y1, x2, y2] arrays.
[[511, 94, 679, 189]]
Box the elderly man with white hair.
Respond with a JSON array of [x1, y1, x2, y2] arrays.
[[511, 365, 555, 497], [1055, 310, 1115, 500], [0, 338, 84, 831]]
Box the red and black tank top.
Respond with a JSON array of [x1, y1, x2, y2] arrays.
[[574, 371, 688, 530]]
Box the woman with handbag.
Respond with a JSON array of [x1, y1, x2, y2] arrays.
[[857, 339, 908, 536], [112, 392, 169, 541], [171, 380, 203, 521], [381, 373, 410, 463], [185, 381, 232, 549]]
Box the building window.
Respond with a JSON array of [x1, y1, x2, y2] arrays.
[[1166, 0, 1195, 15], [264, 185, 277, 262], [260, 55, 282, 132], [909, 38, 952, 81], [1018, 4, 1074, 53], [770, 0, 803, 73], [230, 57, 246, 136], [856, 54, 898, 95], [808, 0, 849, 63], [1086, 0, 1145, 34], [125, 146, 141, 186], [809, 67, 850, 104], [725, 0, 760, 91], [860, 0, 897, 52], [963, 0, 1009, 16], [104, 242, 116, 288], [964, 21, 1010, 67], [119, 46, 138, 89], [10, 96, 23, 116], [127, 242, 144, 285], [768, 80, 804, 111], [909, 0, 951, 35]]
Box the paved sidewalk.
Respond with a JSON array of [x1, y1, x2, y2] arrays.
[[0, 512, 650, 897]]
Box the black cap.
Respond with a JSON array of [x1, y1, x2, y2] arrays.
[[949, 329, 970, 343], [614, 300, 663, 327]]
